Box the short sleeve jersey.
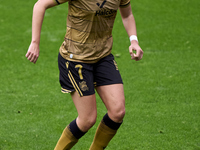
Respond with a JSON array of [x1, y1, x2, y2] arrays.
[[55, 0, 130, 63]]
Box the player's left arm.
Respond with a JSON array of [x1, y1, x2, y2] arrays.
[[119, 5, 143, 61]]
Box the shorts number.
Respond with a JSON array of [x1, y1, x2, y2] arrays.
[[75, 65, 83, 80]]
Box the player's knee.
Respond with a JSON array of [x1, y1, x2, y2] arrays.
[[116, 108, 126, 121], [84, 117, 96, 130], [109, 106, 125, 123], [78, 115, 97, 131]]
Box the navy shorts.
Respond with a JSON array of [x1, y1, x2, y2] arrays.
[[58, 53, 123, 97]]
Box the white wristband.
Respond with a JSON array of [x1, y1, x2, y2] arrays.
[[129, 35, 138, 42]]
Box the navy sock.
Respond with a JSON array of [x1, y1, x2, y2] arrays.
[[103, 113, 122, 130], [69, 119, 86, 139]]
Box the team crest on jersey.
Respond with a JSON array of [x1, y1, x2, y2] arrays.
[[79, 81, 89, 91]]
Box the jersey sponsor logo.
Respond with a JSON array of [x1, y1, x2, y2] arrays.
[[96, 0, 107, 8], [95, 9, 117, 17], [96, 0, 117, 17]]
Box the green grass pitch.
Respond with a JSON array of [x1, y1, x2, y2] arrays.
[[0, 0, 199, 149]]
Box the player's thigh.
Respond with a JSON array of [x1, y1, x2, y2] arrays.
[[96, 84, 125, 122], [71, 91, 97, 131], [71, 91, 97, 119]]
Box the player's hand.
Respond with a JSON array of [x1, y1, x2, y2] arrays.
[[25, 42, 40, 64], [129, 41, 143, 61]]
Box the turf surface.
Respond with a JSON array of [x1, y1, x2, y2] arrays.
[[0, 0, 199, 149]]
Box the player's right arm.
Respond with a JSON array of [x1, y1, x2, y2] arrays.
[[26, 0, 68, 64]]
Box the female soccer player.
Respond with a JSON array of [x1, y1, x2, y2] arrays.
[[26, 0, 143, 149]]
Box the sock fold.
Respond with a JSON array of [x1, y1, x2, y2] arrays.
[[69, 119, 87, 139], [89, 113, 123, 150], [54, 119, 87, 150], [103, 113, 122, 130]]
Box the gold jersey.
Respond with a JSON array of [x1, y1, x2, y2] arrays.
[[55, 0, 130, 63]]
